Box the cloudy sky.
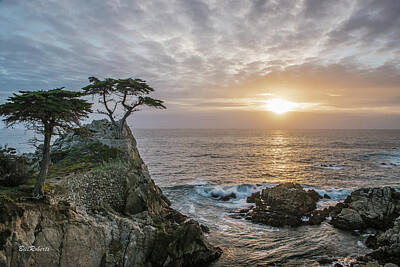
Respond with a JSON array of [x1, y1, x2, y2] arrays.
[[1, 0, 399, 128]]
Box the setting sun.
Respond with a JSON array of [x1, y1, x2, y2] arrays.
[[264, 98, 298, 114]]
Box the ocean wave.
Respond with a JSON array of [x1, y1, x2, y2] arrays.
[[195, 183, 273, 201], [313, 164, 344, 170], [189, 153, 213, 158], [189, 153, 231, 158], [313, 188, 352, 200], [365, 151, 400, 168], [195, 183, 351, 203]]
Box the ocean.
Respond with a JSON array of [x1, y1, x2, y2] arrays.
[[134, 129, 400, 266], [1, 128, 400, 265]]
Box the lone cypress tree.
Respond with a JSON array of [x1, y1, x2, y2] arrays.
[[0, 88, 92, 197], [82, 77, 166, 138]]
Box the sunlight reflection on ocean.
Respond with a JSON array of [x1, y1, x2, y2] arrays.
[[135, 129, 400, 266]]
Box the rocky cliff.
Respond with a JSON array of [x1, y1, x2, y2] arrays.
[[0, 120, 222, 267]]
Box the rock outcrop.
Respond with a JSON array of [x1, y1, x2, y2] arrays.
[[331, 187, 400, 231], [366, 216, 400, 265], [244, 183, 323, 227], [331, 187, 400, 265], [0, 120, 222, 267]]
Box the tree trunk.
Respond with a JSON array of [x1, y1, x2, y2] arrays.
[[33, 126, 52, 198], [118, 119, 125, 139]]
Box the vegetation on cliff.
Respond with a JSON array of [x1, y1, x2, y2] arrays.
[[0, 80, 222, 266], [0, 118, 222, 267], [0, 89, 92, 197]]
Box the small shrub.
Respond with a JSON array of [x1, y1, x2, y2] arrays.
[[0, 146, 34, 187], [48, 141, 124, 178], [72, 126, 95, 139], [0, 192, 13, 202], [52, 141, 124, 166]]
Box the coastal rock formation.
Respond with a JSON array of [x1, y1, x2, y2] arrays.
[[331, 187, 400, 265], [331, 187, 400, 231], [364, 216, 400, 265], [245, 183, 323, 227], [0, 120, 222, 267]]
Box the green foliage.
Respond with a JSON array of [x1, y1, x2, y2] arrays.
[[0, 146, 33, 187], [71, 126, 95, 139], [0, 88, 93, 197], [0, 88, 92, 131], [82, 77, 166, 137], [0, 192, 13, 202], [0, 184, 32, 202], [52, 141, 124, 165], [48, 141, 124, 178], [43, 183, 54, 193]]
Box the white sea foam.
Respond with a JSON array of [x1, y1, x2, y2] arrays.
[[196, 183, 351, 203], [188, 204, 196, 214], [314, 164, 344, 170], [314, 188, 352, 200], [313, 188, 352, 208], [356, 240, 366, 248], [195, 183, 268, 200], [367, 151, 400, 168], [301, 216, 309, 222]]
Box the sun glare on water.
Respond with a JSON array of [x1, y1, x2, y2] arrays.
[[264, 98, 298, 114]]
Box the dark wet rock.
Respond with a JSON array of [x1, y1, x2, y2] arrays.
[[366, 216, 400, 265], [246, 191, 260, 203], [309, 189, 323, 202], [331, 187, 400, 231], [324, 193, 332, 199], [350, 260, 381, 267], [200, 224, 210, 233], [238, 207, 253, 213], [332, 208, 364, 230], [228, 207, 254, 220], [315, 256, 337, 264], [350, 256, 399, 267], [309, 208, 330, 225], [220, 192, 236, 201], [331, 187, 400, 265], [328, 202, 347, 217], [366, 235, 378, 249], [244, 183, 323, 227]]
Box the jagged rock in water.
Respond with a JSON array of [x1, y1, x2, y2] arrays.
[[331, 187, 400, 231], [331, 187, 400, 265], [364, 216, 400, 265], [0, 119, 222, 267], [244, 183, 323, 227]]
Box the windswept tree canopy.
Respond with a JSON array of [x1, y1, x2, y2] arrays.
[[0, 88, 92, 132], [82, 77, 166, 137]]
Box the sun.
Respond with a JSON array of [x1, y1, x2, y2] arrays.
[[264, 98, 298, 114]]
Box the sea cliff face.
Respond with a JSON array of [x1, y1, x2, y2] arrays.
[[0, 120, 222, 267]]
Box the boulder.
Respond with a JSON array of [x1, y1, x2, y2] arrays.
[[244, 183, 323, 227], [220, 193, 236, 201], [246, 191, 260, 203], [331, 208, 364, 230]]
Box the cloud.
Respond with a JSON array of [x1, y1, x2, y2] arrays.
[[0, 0, 399, 127]]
